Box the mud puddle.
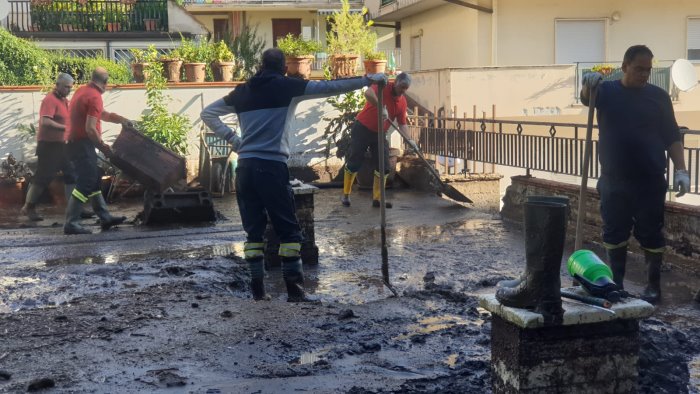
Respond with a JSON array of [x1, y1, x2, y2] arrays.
[[1, 189, 699, 393]]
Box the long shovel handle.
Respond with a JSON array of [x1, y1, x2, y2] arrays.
[[377, 82, 398, 296], [575, 86, 598, 251]]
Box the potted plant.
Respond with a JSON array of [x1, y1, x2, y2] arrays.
[[180, 37, 209, 83], [209, 40, 235, 82], [159, 47, 183, 83], [591, 63, 615, 76], [134, 1, 161, 31], [277, 33, 322, 80], [129, 48, 149, 83], [104, 7, 124, 32], [363, 50, 386, 74], [327, 0, 376, 78], [0, 153, 32, 208]]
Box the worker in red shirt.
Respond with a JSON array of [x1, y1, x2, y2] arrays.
[[341, 72, 411, 208], [21, 73, 79, 221], [64, 67, 132, 235]]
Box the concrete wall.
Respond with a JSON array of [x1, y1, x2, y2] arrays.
[[408, 63, 700, 130], [496, 0, 700, 65], [400, 4, 484, 70], [0, 85, 348, 180], [501, 176, 700, 273]]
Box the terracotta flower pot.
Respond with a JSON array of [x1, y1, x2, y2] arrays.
[[106, 22, 121, 32], [131, 62, 149, 83], [363, 60, 387, 75], [331, 54, 359, 79], [285, 56, 314, 80], [184, 62, 206, 83], [160, 59, 183, 83], [143, 18, 159, 31], [0, 179, 25, 208], [212, 61, 235, 82]]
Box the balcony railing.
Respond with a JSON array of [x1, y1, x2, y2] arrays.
[[182, 0, 346, 4], [1, 0, 168, 33], [574, 61, 673, 102], [404, 113, 700, 197]]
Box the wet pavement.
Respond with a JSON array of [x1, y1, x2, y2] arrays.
[[1, 188, 699, 393]]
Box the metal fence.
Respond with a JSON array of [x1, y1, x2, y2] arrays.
[[2, 0, 168, 33], [405, 113, 700, 196]]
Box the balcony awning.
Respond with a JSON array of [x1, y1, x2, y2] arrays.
[[317, 9, 363, 15]]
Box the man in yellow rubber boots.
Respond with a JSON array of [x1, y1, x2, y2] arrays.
[[341, 72, 411, 208]]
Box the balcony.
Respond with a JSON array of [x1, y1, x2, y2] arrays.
[[371, 0, 444, 21], [1, 0, 168, 35], [181, 0, 358, 7]]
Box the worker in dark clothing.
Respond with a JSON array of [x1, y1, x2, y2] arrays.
[[201, 48, 386, 302], [581, 45, 690, 303], [64, 67, 132, 235], [341, 72, 411, 209], [21, 73, 88, 221]]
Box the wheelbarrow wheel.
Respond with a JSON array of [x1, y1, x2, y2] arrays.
[[211, 162, 223, 193]]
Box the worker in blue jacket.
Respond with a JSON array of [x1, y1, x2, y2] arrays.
[[581, 45, 690, 303], [202, 48, 386, 302]]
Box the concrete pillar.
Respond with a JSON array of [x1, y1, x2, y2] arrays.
[[479, 288, 654, 393], [264, 183, 319, 265]]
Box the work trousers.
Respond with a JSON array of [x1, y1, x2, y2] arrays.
[[344, 121, 390, 174], [597, 173, 667, 250], [235, 158, 303, 244], [33, 141, 76, 187], [65, 139, 101, 202]]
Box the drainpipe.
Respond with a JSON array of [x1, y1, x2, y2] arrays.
[[491, 0, 497, 66]]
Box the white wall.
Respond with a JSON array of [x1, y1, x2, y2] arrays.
[[0, 85, 348, 177], [496, 0, 700, 65]]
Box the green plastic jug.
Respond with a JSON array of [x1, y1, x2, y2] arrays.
[[567, 249, 620, 301]]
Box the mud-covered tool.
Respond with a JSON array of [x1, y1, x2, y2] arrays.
[[560, 290, 612, 309], [377, 80, 398, 297], [387, 119, 473, 204]]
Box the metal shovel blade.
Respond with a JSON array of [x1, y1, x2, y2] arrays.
[[387, 118, 473, 204], [441, 183, 473, 203]]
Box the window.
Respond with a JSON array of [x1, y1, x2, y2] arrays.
[[213, 19, 230, 42], [555, 19, 605, 64], [687, 18, 700, 60], [411, 35, 421, 71]]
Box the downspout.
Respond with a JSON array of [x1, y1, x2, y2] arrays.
[[491, 0, 497, 65]]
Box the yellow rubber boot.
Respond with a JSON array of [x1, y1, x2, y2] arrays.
[[342, 167, 357, 207], [372, 171, 392, 208]]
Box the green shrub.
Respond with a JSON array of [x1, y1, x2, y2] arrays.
[[209, 40, 234, 63], [224, 24, 265, 80], [327, 0, 376, 56], [138, 46, 191, 155], [277, 34, 322, 57], [50, 53, 130, 85], [0, 28, 53, 86], [179, 37, 211, 63]]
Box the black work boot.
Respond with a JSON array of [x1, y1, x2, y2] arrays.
[[641, 250, 662, 304], [282, 258, 316, 303], [90, 194, 126, 231], [21, 184, 44, 221], [63, 196, 92, 235], [496, 200, 567, 325], [65, 183, 94, 218], [606, 246, 628, 290], [497, 274, 524, 288], [248, 258, 270, 301]]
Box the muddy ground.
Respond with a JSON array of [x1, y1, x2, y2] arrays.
[[1, 188, 699, 393]]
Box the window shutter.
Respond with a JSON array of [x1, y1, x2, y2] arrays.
[[555, 20, 605, 64]]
